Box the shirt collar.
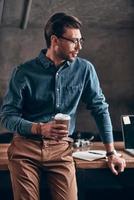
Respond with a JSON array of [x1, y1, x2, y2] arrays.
[[38, 49, 72, 69], [38, 49, 52, 69]]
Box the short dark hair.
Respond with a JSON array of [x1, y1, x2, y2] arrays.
[[44, 12, 82, 48]]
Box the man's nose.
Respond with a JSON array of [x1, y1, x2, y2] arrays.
[[75, 41, 82, 50]]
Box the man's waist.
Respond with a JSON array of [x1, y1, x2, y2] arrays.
[[14, 133, 73, 142]]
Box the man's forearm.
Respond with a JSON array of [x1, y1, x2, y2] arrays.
[[104, 142, 117, 156]]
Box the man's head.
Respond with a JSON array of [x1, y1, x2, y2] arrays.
[[44, 12, 84, 63], [44, 12, 82, 48]]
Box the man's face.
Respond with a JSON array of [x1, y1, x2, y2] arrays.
[[55, 28, 83, 62]]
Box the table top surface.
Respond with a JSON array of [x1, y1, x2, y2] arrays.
[[74, 141, 134, 169], [0, 141, 134, 170]]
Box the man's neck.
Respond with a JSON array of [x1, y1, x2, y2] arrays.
[[46, 49, 64, 67]]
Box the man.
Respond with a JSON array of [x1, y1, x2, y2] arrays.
[[0, 12, 126, 200]]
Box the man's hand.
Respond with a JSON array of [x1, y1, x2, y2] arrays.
[[31, 121, 68, 139], [107, 154, 126, 175], [40, 121, 68, 138]]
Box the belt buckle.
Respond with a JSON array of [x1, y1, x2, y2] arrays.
[[41, 136, 46, 140]]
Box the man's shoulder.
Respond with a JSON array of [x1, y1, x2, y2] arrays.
[[17, 49, 46, 71], [75, 57, 95, 69], [15, 57, 37, 72], [10, 57, 37, 81], [20, 57, 37, 68]]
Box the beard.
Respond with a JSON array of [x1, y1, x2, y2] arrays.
[[57, 50, 77, 63]]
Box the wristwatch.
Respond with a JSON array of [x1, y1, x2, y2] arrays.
[[106, 150, 117, 157]]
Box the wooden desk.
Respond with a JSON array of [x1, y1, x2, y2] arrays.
[[0, 142, 134, 170], [0, 144, 9, 170], [74, 142, 134, 169]]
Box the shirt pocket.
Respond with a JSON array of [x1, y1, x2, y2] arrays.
[[62, 84, 83, 106]]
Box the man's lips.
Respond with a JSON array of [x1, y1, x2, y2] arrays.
[[71, 52, 78, 57]]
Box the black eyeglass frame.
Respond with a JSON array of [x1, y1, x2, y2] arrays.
[[58, 35, 84, 46]]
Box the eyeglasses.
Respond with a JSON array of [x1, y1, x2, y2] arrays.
[[59, 36, 84, 46]]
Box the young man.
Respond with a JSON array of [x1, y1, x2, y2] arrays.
[[0, 12, 126, 200]]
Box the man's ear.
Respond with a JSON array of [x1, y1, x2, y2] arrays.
[[51, 35, 59, 46]]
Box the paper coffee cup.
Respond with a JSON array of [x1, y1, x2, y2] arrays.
[[54, 113, 70, 129]]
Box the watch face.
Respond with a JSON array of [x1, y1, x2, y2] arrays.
[[106, 150, 116, 157]]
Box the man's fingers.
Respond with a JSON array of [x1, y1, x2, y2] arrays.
[[118, 159, 126, 173], [109, 158, 126, 175], [110, 164, 118, 175], [52, 129, 68, 135], [53, 123, 68, 130], [40, 122, 68, 137]]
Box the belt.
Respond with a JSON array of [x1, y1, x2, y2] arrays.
[[24, 135, 47, 141], [14, 133, 73, 143]]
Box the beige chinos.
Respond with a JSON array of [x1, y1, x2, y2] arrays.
[[7, 135, 78, 200]]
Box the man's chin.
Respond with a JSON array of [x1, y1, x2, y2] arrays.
[[67, 56, 76, 62]]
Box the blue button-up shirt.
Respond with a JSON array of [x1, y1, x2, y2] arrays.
[[0, 49, 113, 143]]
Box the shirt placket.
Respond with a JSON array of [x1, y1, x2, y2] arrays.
[[55, 71, 61, 111]]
